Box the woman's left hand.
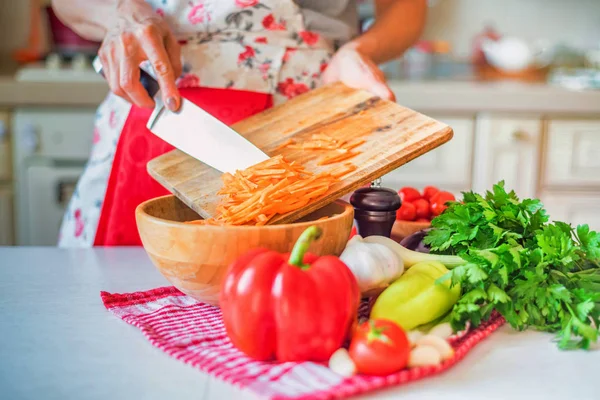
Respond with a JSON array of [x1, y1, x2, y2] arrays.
[[322, 44, 395, 101]]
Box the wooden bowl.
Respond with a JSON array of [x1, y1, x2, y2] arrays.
[[136, 195, 354, 306], [391, 220, 431, 242]]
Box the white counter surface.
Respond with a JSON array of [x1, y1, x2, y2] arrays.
[[1, 63, 599, 114], [0, 247, 598, 400]]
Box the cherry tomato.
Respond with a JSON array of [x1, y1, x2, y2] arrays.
[[416, 218, 430, 223], [348, 319, 410, 375], [422, 186, 440, 201], [396, 202, 416, 221], [430, 191, 456, 216], [413, 198, 431, 220], [349, 226, 358, 239], [399, 187, 421, 203]]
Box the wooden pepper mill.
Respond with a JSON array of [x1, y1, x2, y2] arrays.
[[350, 179, 401, 238]]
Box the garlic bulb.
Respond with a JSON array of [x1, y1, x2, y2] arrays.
[[339, 235, 404, 294]]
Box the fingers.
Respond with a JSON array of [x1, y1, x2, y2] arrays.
[[139, 24, 181, 111], [100, 43, 133, 105], [120, 55, 155, 108], [165, 31, 183, 78], [119, 32, 155, 108], [325, 48, 396, 101]]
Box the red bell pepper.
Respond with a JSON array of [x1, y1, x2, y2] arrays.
[[220, 226, 360, 362]]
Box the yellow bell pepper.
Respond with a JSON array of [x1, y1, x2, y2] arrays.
[[370, 261, 460, 331]]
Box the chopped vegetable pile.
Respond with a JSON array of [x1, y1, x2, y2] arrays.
[[424, 181, 600, 350], [187, 155, 355, 226]]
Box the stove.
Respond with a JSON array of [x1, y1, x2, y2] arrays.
[[15, 53, 102, 83]]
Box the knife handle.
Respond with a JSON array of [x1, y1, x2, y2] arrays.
[[92, 56, 160, 99]]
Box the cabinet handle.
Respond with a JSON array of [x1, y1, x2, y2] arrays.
[[512, 130, 529, 142]]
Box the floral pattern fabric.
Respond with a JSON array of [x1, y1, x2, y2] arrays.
[[58, 0, 334, 248]]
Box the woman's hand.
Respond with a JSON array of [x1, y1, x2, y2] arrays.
[[322, 44, 395, 101], [98, 0, 182, 111]]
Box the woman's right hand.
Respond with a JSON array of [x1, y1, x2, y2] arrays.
[[98, 0, 182, 111]]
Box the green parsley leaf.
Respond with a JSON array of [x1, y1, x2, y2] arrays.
[[427, 181, 600, 350]]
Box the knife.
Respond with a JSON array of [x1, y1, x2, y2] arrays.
[[92, 57, 269, 174]]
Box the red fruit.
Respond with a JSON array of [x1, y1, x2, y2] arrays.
[[349, 319, 410, 376], [416, 218, 430, 223], [396, 202, 417, 221], [430, 191, 456, 216], [413, 198, 431, 220], [422, 186, 440, 201], [349, 226, 358, 239], [399, 187, 421, 203]]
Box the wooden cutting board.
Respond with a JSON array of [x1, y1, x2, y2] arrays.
[[147, 83, 453, 224]]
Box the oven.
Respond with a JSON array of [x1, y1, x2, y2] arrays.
[[12, 108, 96, 245]]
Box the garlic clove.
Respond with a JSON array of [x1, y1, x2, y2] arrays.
[[407, 330, 425, 347], [408, 345, 442, 368], [428, 322, 454, 340], [328, 348, 357, 377], [415, 335, 454, 361]]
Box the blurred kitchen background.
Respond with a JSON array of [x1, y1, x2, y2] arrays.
[[0, 0, 599, 246]]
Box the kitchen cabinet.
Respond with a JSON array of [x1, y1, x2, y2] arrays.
[[382, 115, 475, 192], [0, 186, 13, 245], [540, 192, 600, 232], [0, 111, 10, 181], [472, 115, 542, 199], [12, 108, 95, 246], [542, 120, 600, 189]]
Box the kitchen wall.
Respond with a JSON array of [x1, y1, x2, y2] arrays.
[[0, 0, 42, 54], [1, 0, 599, 57], [422, 0, 600, 58]]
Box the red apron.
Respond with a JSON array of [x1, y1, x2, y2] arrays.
[[94, 88, 273, 246]]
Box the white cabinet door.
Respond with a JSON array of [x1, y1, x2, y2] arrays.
[[0, 186, 13, 245], [472, 116, 541, 200], [541, 192, 600, 232], [12, 108, 96, 162], [0, 110, 10, 181], [382, 115, 474, 191], [543, 120, 600, 189], [22, 163, 84, 246]]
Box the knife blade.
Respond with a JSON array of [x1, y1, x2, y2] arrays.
[[92, 57, 269, 173]]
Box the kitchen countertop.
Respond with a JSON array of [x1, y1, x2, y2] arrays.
[[1, 59, 600, 113], [1, 247, 598, 400], [0, 60, 108, 107]]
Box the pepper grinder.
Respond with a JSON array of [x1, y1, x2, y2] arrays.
[[350, 178, 401, 238]]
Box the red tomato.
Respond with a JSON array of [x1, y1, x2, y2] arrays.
[[430, 191, 456, 216], [399, 187, 421, 202], [416, 218, 430, 223], [348, 319, 410, 375], [413, 198, 431, 220], [349, 226, 358, 239], [422, 186, 440, 201], [396, 202, 416, 221]]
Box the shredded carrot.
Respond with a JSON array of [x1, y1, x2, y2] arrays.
[[187, 128, 368, 226], [318, 151, 359, 166], [330, 163, 357, 178], [188, 155, 338, 226], [342, 139, 366, 151]]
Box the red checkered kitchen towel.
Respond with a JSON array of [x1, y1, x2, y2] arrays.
[[101, 286, 505, 400]]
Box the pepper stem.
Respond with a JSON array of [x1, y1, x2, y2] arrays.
[[288, 226, 323, 269]]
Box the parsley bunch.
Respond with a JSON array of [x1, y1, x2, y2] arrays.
[[424, 181, 600, 349]]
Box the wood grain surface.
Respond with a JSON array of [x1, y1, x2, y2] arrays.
[[147, 83, 453, 225], [136, 195, 354, 305]]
